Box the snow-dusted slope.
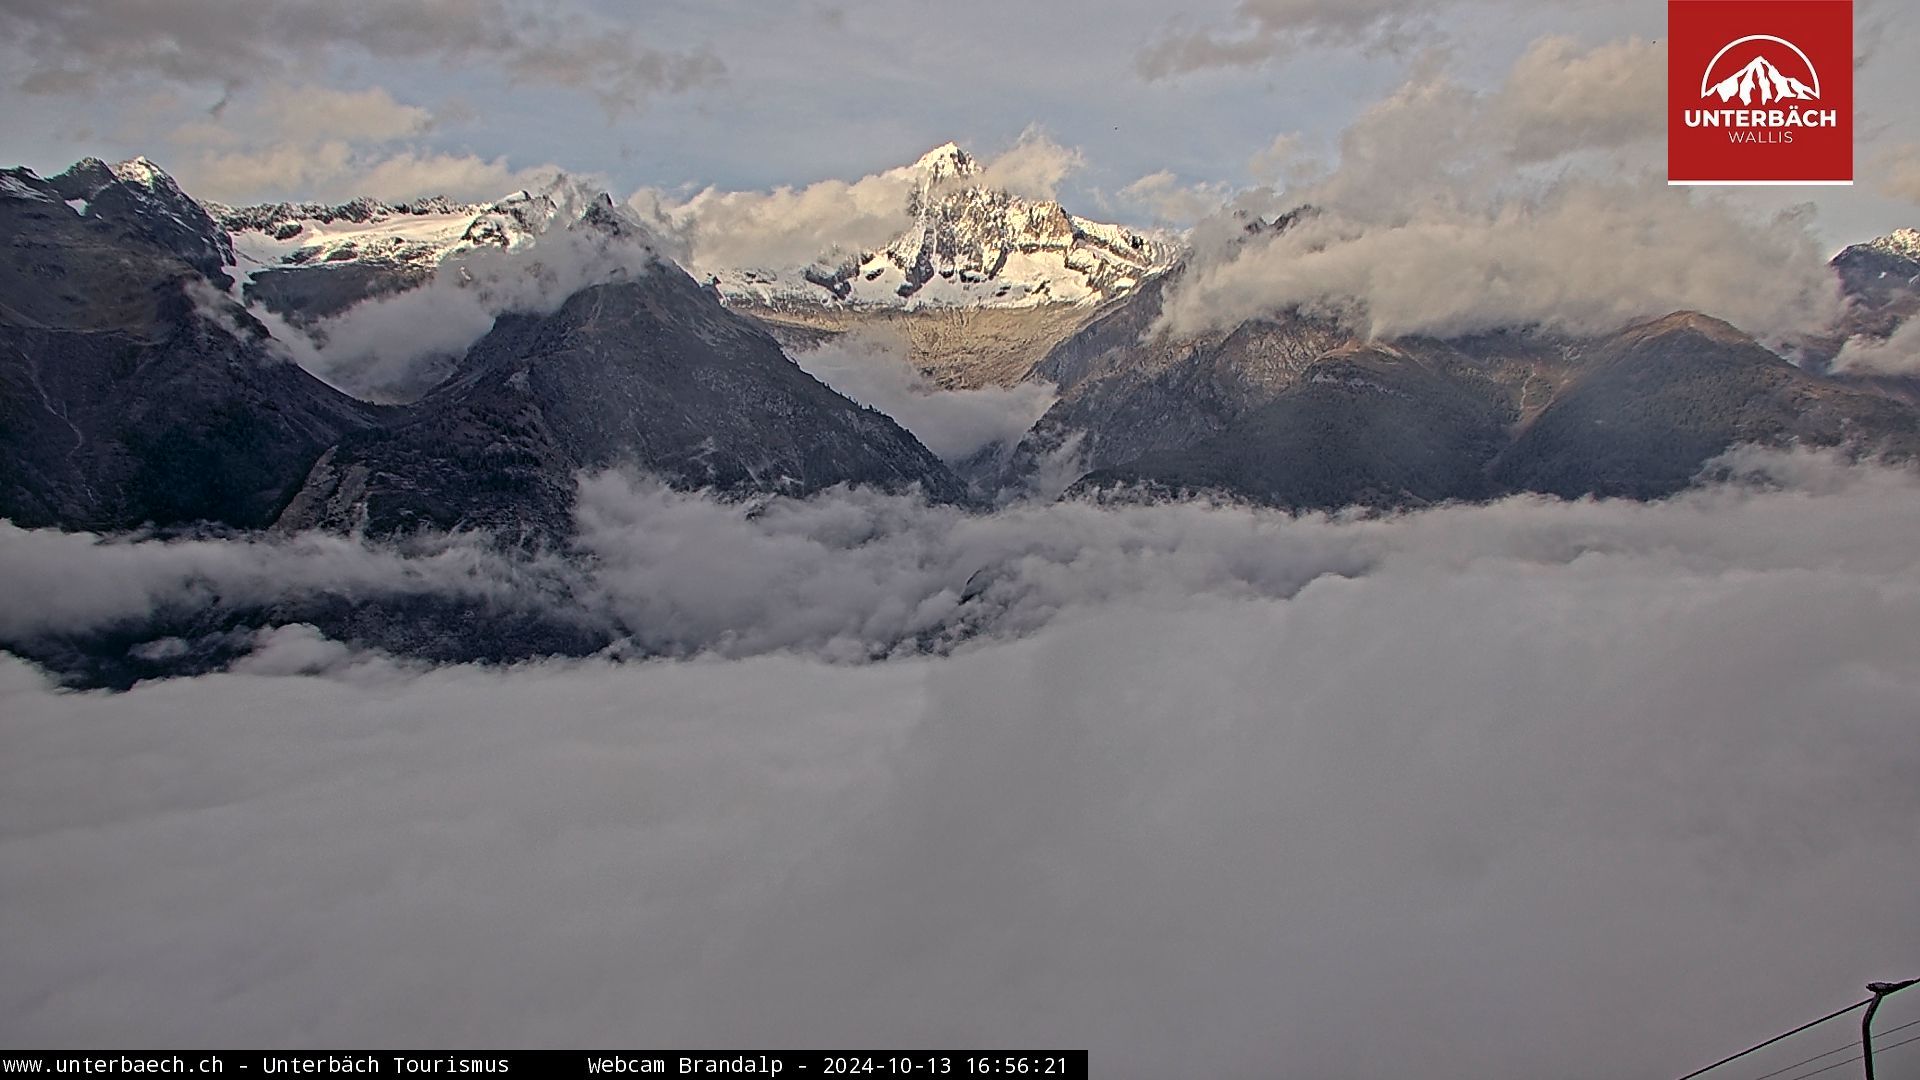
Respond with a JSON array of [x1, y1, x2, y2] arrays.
[[706, 143, 1180, 311], [213, 145, 1179, 317], [1832, 228, 1920, 301], [210, 177, 661, 328], [216, 197, 485, 282], [1856, 227, 1920, 264], [46, 156, 236, 285], [212, 183, 602, 287]]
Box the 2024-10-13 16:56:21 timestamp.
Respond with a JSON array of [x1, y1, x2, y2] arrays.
[[821, 1057, 1075, 1075]]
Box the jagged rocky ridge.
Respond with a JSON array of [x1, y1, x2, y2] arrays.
[[1827, 228, 1920, 341], [6, 155, 1920, 684], [277, 266, 967, 545], [214, 144, 1182, 327], [999, 215, 1920, 509], [0, 160, 380, 531], [215, 184, 602, 324], [44, 156, 237, 286], [5, 156, 964, 537], [211, 144, 1185, 391], [1, 157, 972, 680], [705, 143, 1179, 311]]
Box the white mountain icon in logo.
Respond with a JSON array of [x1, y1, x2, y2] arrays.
[[1700, 35, 1820, 105]]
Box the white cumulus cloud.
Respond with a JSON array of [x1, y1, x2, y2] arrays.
[[1155, 41, 1843, 343]]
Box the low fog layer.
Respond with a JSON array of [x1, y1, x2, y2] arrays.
[[792, 332, 1057, 463], [3, 450, 1919, 1076], [13, 449, 1920, 663]]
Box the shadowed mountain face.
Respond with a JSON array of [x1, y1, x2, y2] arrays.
[[277, 266, 967, 543], [1016, 270, 1352, 481], [1076, 343, 1517, 510], [1782, 231, 1920, 402], [1830, 229, 1920, 343], [1491, 314, 1920, 498], [2, 157, 971, 681], [7, 151, 1918, 539], [2, 156, 967, 546], [44, 157, 236, 289], [0, 166, 380, 531], [1015, 275, 1920, 509]]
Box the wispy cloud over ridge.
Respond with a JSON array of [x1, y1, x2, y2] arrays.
[[1154, 40, 1839, 341], [2, 447, 1916, 667]]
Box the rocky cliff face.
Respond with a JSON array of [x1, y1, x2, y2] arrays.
[[277, 264, 967, 544], [2, 156, 976, 682], [1829, 228, 1920, 342], [12, 151, 1920, 531], [1005, 269, 1352, 489], [707, 143, 1179, 312], [1010, 263, 1920, 509], [0, 164, 380, 531], [5, 156, 969, 541], [1490, 313, 1920, 499], [43, 156, 236, 287], [1074, 341, 1518, 510]]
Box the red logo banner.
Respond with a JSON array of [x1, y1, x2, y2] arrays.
[[1668, 0, 1853, 185]]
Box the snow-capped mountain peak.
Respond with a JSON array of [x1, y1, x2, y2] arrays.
[[1867, 227, 1920, 262], [46, 156, 235, 284], [705, 141, 1180, 311], [107, 155, 170, 188], [212, 144, 1176, 316], [910, 142, 981, 187]]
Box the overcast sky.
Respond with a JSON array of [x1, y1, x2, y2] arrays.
[[3, 0, 1918, 248]]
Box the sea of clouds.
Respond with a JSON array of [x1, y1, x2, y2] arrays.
[[3, 448, 1919, 1077]]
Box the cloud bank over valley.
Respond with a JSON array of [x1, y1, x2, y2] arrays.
[[4, 451, 1919, 1076]]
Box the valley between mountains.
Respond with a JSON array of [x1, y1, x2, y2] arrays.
[[4, 147, 1920, 682]]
